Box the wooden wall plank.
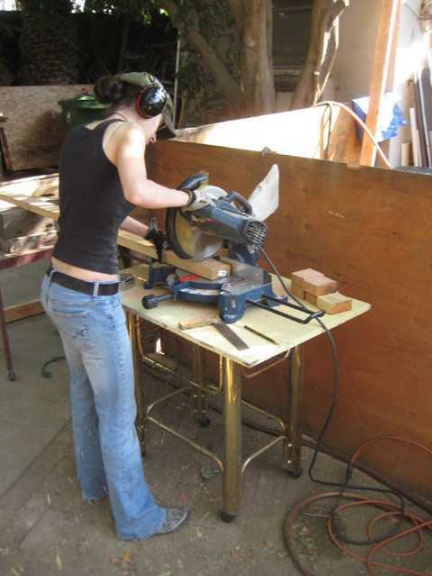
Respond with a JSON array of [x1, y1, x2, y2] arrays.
[[359, 0, 401, 166], [176, 105, 360, 165], [147, 140, 432, 508]]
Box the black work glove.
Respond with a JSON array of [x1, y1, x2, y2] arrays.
[[145, 217, 167, 262]]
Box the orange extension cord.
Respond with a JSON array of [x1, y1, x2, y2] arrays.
[[284, 435, 432, 576]]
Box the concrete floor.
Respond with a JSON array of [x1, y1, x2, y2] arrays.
[[0, 261, 430, 576]]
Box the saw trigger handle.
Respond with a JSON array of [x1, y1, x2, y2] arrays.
[[224, 191, 253, 215], [142, 293, 173, 309], [178, 172, 209, 192]]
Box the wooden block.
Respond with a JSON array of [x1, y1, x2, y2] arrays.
[[120, 263, 150, 282], [305, 292, 318, 306], [291, 284, 306, 300], [317, 292, 352, 314], [179, 316, 219, 330], [303, 276, 338, 297], [164, 251, 231, 280], [5, 300, 44, 323], [291, 268, 324, 288]]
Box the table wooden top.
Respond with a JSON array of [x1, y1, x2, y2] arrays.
[[121, 281, 371, 368]]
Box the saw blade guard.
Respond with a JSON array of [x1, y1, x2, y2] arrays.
[[166, 183, 228, 260]]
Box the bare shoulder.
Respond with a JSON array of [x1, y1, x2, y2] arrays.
[[104, 121, 145, 164], [119, 122, 146, 144]]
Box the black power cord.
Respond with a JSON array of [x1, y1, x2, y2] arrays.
[[259, 248, 405, 546]]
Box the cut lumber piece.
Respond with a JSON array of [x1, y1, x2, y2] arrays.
[[179, 316, 219, 330], [302, 275, 338, 297], [410, 107, 421, 167], [305, 292, 318, 306], [291, 284, 306, 300], [120, 263, 150, 282], [116, 230, 157, 259], [317, 292, 352, 314], [163, 251, 231, 280], [5, 300, 44, 323], [291, 268, 324, 288]]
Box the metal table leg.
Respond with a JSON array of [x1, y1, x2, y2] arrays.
[[127, 312, 145, 450], [192, 344, 211, 427], [284, 344, 304, 477], [221, 357, 242, 522], [0, 287, 15, 381]]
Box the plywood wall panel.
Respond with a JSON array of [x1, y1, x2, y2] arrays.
[[0, 85, 91, 171], [147, 140, 432, 508]]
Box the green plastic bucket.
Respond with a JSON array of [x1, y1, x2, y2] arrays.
[[58, 93, 109, 130]]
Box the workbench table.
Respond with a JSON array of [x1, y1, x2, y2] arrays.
[[121, 280, 371, 521]]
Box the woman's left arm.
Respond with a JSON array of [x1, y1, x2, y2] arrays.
[[120, 216, 149, 236]]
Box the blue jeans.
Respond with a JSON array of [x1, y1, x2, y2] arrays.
[[40, 272, 166, 539]]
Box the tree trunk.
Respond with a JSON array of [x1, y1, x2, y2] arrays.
[[290, 0, 349, 110], [161, 0, 275, 117], [238, 0, 275, 115], [19, 0, 78, 85]]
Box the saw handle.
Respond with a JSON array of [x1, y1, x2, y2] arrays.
[[142, 293, 173, 309], [178, 172, 209, 192], [224, 191, 253, 215]]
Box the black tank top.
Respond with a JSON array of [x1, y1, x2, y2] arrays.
[[53, 119, 134, 274]]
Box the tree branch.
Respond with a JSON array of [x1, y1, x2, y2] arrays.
[[159, 0, 245, 111], [290, 0, 349, 110]]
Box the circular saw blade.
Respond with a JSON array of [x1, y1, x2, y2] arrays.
[[166, 185, 227, 261]]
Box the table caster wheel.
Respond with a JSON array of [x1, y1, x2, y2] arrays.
[[198, 416, 211, 427], [286, 466, 303, 479], [220, 511, 236, 523]]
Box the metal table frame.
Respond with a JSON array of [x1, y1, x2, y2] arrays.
[[126, 312, 304, 522]]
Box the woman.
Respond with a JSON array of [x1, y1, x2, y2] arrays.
[[40, 72, 207, 540]]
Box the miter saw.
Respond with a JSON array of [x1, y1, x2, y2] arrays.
[[142, 165, 323, 325]]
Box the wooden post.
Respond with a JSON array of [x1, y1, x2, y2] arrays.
[[359, 0, 401, 167]]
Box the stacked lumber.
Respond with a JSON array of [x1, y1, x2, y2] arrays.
[[290, 268, 352, 314], [408, 68, 432, 168]]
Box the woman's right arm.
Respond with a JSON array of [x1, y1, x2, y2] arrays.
[[114, 123, 190, 209]]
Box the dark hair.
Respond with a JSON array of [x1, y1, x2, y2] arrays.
[[94, 75, 138, 110]]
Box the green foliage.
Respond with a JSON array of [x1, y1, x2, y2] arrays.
[[175, 1, 238, 98], [77, 0, 157, 22]]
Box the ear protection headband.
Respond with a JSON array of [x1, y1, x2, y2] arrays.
[[135, 84, 168, 119]]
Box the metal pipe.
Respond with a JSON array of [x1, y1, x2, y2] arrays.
[[242, 399, 286, 435], [221, 358, 243, 521], [284, 345, 304, 477], [192, 344, 207, 421], [242, 436, 285, 474], [146, 416, 223, 471], [127, 312, 145, 447]]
